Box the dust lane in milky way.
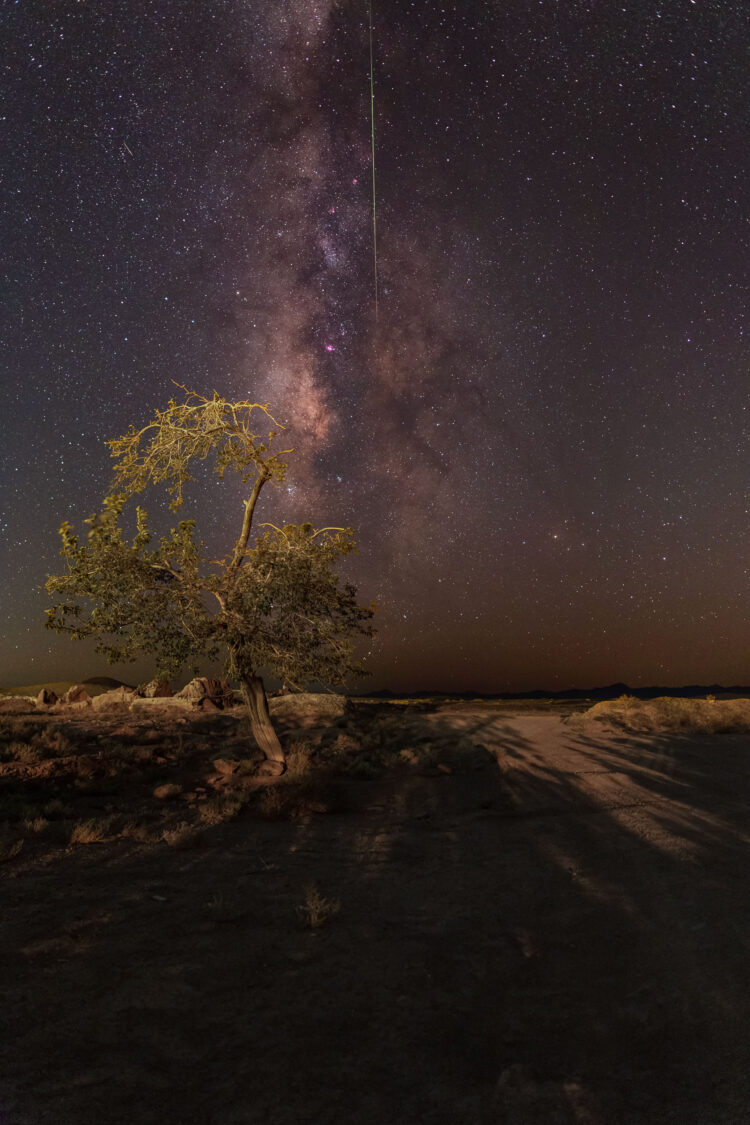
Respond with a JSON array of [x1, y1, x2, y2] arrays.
[[3, 1, 750, 691]]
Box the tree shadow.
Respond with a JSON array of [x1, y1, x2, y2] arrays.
[[3, 703, 750, 1123]]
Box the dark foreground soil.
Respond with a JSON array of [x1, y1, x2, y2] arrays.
[[2, 698, 750, 1124]]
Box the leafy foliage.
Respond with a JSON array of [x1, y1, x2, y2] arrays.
[[46, 388, 375, 689]]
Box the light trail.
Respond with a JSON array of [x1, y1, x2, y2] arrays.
[[368, 0, 378, 318]]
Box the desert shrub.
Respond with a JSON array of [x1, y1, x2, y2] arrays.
[[285, 743, 313, 778], [296, 883, 340, 929], [586, 696, 750, 734], [258, 785, 287, 819], [0, 836, 24, 863], [162, 822, 200, 848], [119, 819, 153, 842], [34, 726, 75, 756], [257, 777, 337, 819], [69, 816, 114, 844], [22, 816, 48, 834], [197, 793, 245, 825], [4, 741, 43, 765], [0, 718, 38, 745]]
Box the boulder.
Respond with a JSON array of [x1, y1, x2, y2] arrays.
[[92, 686, 138, 710], [129, 696, 192, 713], [153, 783, 182, 800], [61, 684, 92, 706], [37, 688, 58, 706], [175, 677, 234, 709], [142, 679, 172, 698], [212, 758, 239, 775]]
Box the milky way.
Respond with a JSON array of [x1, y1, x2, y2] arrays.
[[3, 1, 750, 692]]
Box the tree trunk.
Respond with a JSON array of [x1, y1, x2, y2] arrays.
[[240, 673, 286, 775]]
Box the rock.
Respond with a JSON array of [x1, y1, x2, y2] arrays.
[[92, 686, 138, 710], [200, 697, 221, 713], [142, 679, 172, 698], [61, 684, 92, 705], [37, 688, 58, 706], [212, 758, 239, 775], [153, 783, 182, 800], [176, 677, 234, 709], [129, 696, 191, 713]]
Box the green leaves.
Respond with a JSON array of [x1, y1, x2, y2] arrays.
[[45, 389, 375, 690], [105, 385, 291, 511]]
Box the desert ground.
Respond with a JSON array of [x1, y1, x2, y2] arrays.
[[2, 689, 750, 1124]]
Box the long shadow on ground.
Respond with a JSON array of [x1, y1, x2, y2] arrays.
[[2, 702, 750, 1124]]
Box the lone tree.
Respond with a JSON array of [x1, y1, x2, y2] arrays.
[[45, 386, 375, 771]]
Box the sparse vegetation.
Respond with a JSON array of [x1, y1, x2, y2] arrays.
[[69, 817, 115, 845], [586, 696, 750, 734], [162, 822, 200, 848], [197, 793, 246, 826], [296, 883, 340, 929], [0, 836, 23, 863], [22, 816, 48, 834]]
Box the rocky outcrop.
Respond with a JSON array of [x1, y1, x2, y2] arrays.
[[175, 677, 235, 709], [91, 686, 138, 710], [36, 688, 58, 706], [60, 685, 92, 706], [142, 679, 173, 698]]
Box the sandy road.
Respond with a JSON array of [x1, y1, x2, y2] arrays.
[[2, 705, 750, 1124]]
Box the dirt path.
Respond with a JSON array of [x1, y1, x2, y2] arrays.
[[2, 707, 750, 1123]]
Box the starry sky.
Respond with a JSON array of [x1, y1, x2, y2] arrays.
[[2, 0, 750, 693]]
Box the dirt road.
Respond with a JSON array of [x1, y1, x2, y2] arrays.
[[2, 705, 750, 1123]]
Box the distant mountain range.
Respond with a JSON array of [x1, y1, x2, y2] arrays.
[[364, 682, 750, 701]]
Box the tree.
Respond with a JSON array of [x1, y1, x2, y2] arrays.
[[45, 386, 375, 772]]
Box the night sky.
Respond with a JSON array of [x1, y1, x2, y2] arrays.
[[3, 1, 750, 693]]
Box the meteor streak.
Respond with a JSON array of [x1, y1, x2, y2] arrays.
[[368, 0, 378, 318]]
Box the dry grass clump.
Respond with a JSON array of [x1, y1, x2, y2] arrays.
[[257, 773, 339, 820], [69, 816, 115, 845], [0, 836, 24, 863], [5, 742, 43, 765], [0, 718, 75, 762], [296, 883, 340, 929], [197, 792, 246, 825], [162, 822, 200, 848], [586, 696, 750, 734], [284, 743, 313, 778], [22, 816, 49, 834]]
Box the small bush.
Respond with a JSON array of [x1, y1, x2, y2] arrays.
[[586, 696, 750, 734], [22, 816, 48, 834], [197, 793, 245, 825], [0, 836, 24, 863], [285, 744, 313, 778], [35, 726, 75, 756], [297, 883, 340, 929], [120, 819, 153, 842], [69, 816, 114, 845], [162, 822, 200, 848], [5, 741, 43, 765]]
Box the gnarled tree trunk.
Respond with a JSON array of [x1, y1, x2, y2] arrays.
[[240, 673, 286, 775]]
